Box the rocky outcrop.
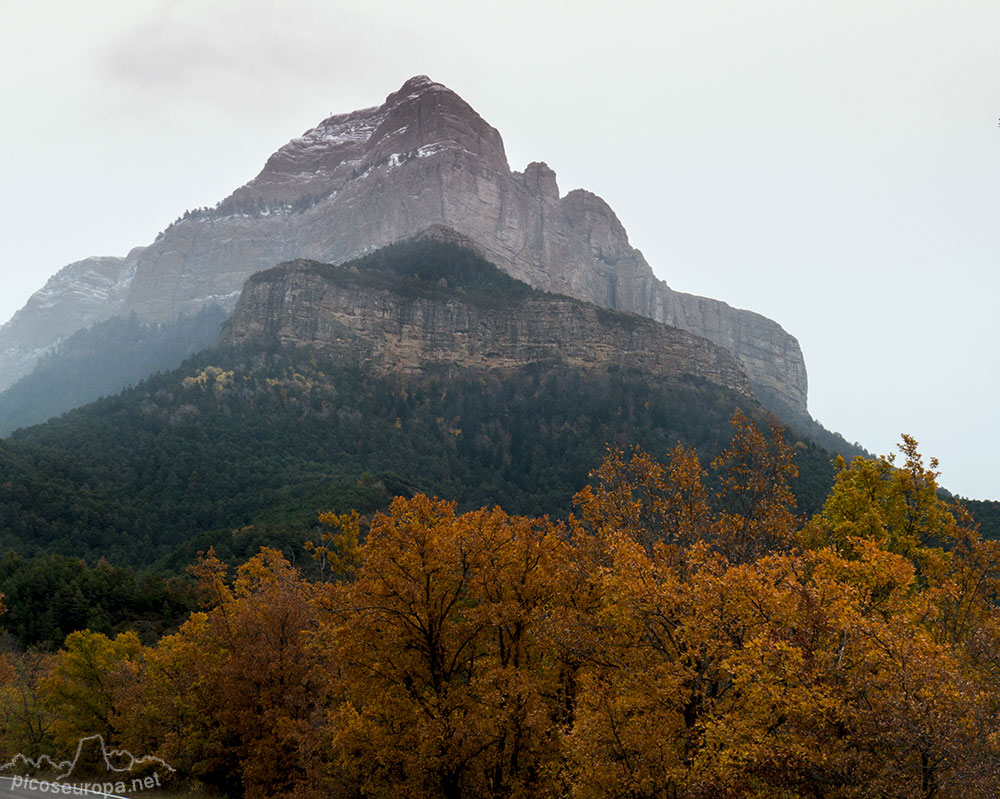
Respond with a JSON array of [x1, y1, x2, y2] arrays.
[[223, 246, 753, 398], [0, 76, 807, 418]]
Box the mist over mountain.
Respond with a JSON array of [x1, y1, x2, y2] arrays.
[[0, 76, 809, 433], [0, 306, 226, 434]]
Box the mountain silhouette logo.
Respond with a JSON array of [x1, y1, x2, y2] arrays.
[[0, 734, 174, 781]]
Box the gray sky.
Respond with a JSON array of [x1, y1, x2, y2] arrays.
[[2, 0, 998, 499]]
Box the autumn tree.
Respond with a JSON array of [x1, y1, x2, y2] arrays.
[[39, 629, 143, 751], [559, 423, 1000, 799], [573, 442, 710, 567], [784, 437, 1000, 797], [319, 494, 567, 799], [22, 420, 999, 799], [0, 649, 56, 758], [117, 548, 327, 799], [809, 435, 955, 565], [557, 412, 800, 797], [710, 410, 800, 563]]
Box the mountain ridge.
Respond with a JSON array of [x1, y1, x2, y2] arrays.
[[0, 75, 807, 425], [0, 239, 809, 568], [223, 236, 754, 396]]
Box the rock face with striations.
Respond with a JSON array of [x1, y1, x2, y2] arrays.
[[223, 240, 754, 398], [0, 76, 806, 420]]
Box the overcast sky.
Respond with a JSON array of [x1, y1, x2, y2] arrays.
[[2, 0, 998, 499]]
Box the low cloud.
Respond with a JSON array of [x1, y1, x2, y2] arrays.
[[98, 0, 408, 117]]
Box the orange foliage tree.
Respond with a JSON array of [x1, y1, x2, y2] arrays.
[[116, 548, 327, 798], [46, 414, 997, 799], [316, 494, 568, 799], [556, 421, 1000, 799]]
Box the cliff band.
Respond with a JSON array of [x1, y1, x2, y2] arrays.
[[223, 239, 753, 398]]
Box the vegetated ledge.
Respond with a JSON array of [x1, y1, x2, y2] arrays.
[[222, 237, 754, 397]]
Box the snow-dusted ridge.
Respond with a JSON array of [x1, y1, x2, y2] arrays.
[[287, 107, 385, 153]]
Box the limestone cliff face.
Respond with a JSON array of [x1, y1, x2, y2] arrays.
[[223, 247, 753, 398], [0, 76, 806, 419]]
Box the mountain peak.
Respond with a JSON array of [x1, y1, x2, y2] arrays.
[[212, 74, 506, 214], [0, 76, 810, 422], [365, 75, 507, 173], [384, 74, 449, 105]]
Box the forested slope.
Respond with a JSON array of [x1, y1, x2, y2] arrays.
[[1, 346, 836, 568]]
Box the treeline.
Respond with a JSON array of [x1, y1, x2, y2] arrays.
[[0, 345, 839, 568], [4, 417, 998, 798], [0, 554, 194, 650], [167, 188, 335, 228], [317, 235, 537, 308], [964, 497, 1000, 537]]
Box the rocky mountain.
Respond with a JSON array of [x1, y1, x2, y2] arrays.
[[0, 75, 807, 422], [0, 256, 134, 388], [1, 237, 844, 568], [224, 234, 753, 397]]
